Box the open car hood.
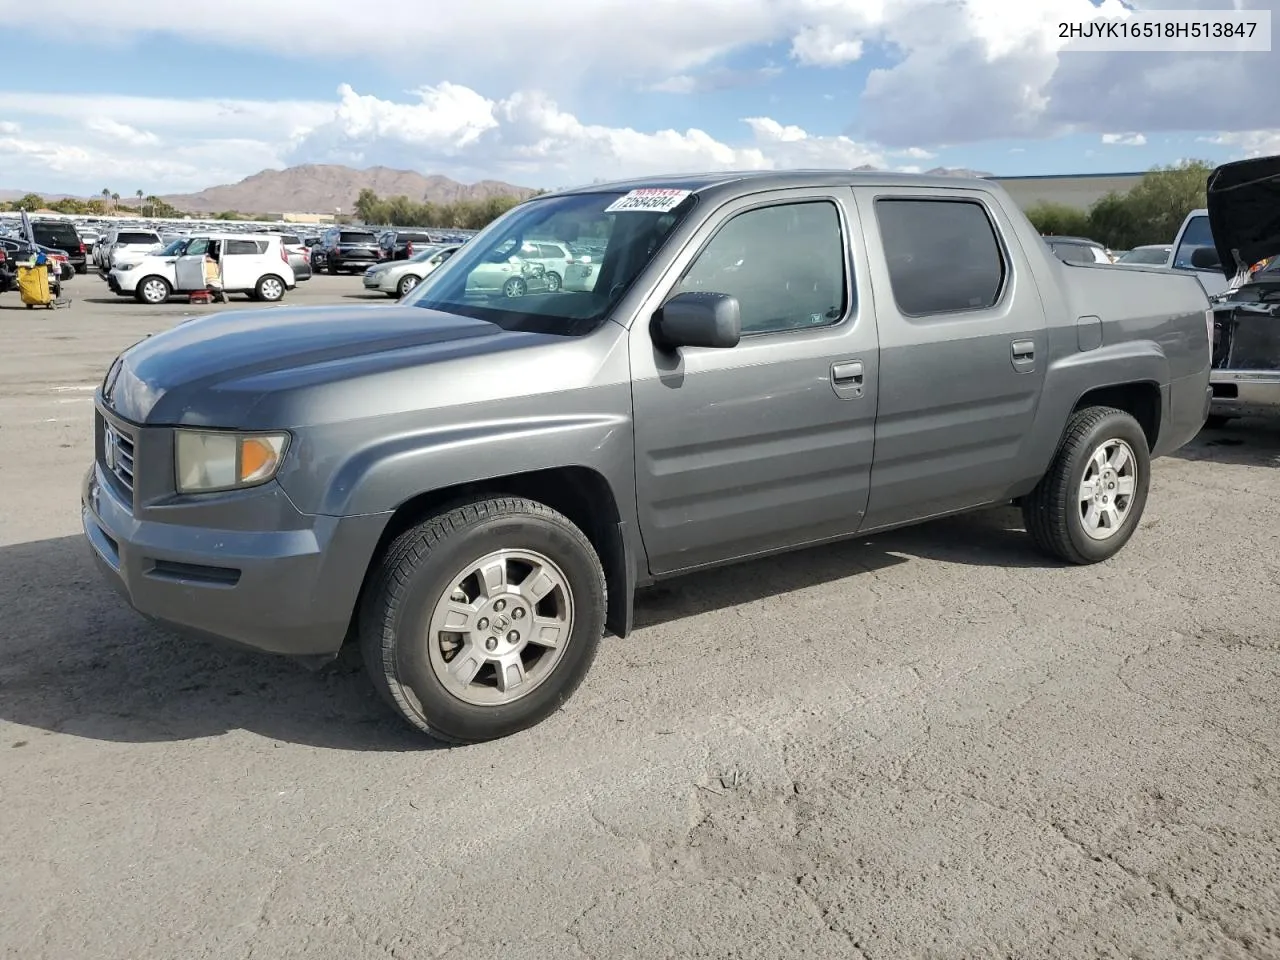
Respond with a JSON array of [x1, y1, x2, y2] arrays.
[[1208, 154, 1280, 280]]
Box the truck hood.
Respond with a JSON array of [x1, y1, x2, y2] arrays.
[[1208, 154, 1280, 278], [102, 304, 511, 424]]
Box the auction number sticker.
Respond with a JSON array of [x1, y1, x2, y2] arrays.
[[605, 188, 692, 213]]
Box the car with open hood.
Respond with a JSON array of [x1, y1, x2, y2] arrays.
[[1191, 154, 1280, 426], [82, 169, 1212, 744]]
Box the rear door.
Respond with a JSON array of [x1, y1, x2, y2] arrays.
[[852, 186, 1047, 531], [221, 238, 265, 290]]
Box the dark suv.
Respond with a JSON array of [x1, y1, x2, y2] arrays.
[[31, 220, 87, 273], [319, 227, 383, 274]]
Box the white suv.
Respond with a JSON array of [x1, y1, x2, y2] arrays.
[[104, 229, 163, 270], [108, 233, 297, 304]]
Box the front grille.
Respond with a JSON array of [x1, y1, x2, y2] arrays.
[[103, 418, 136, 498]]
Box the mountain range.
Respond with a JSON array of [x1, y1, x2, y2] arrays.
[[2, 163, 994, 215]]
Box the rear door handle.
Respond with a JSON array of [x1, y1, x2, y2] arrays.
[[832, 360, 863, 384], [1011, 339, 1035, 361]]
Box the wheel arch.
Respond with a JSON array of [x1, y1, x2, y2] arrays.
[[1070, 380, 1162, 451], [347, 466, 637, 649]]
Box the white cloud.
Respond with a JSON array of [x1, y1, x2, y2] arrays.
[[0, 120, 19, 134], [0, 83, 887, 195], [1101, 132, 1147, 146], [1200, 130, 1280, 157]]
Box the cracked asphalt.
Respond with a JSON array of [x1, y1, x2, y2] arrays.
[[2, 275, 1278, 959]]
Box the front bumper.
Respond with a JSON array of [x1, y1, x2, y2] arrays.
[[81, 460, 390, 659], [1209, 369, 1280, 418]]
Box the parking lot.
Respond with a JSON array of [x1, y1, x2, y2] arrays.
[[2, 272, 1279, 959]]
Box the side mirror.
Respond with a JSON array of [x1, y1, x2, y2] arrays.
[[653, 291, 742, 350], [1190, 246, 1222, 270]]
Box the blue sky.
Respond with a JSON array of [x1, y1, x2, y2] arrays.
[[1, 0, 1277, 197]]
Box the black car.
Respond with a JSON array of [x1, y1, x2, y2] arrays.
[[319, 227, 383, 274], [30, 220, 87, 273], [381, 229, 434, 261]]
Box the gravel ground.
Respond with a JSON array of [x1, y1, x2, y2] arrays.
[[1, 273, 1278, 959]]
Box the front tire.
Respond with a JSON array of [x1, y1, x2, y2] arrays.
[[359, 497, 607, 744], [397, 274, 419, 298], [135, 275, 171, 305], [1022, 406, 1151, 564]]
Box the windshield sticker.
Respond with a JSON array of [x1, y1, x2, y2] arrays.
[[604, 188, 692, 213]]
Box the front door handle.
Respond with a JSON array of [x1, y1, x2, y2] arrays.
[[1011, 339, 1035, 361], [832, 360, 864, 384]]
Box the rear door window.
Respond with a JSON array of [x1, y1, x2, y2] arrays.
[[875, 198, 1007, 316], [226, 239, 263, 255]]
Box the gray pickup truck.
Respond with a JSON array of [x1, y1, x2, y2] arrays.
[[82, 170, 1213, 743]]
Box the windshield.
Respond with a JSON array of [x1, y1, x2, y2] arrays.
[[117, 232, 159, 245], [1118, 246, 1169, 265], [156, 238, 188, 256], [409, 246, 444, 263], [1172, 215, 1214, 270], [404, 190, 695, 336]]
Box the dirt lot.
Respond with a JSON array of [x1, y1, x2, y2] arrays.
[[2, 273, 1278, 959]]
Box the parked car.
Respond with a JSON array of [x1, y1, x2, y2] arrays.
[[1199, 155, 1280, 427], [318, 227, 382, 274], [1116, 244, 1172, 266], [268, 232, 313, 282], [0, 237, 73, 282], [82, 169, 1212, 744], [31, 220, 88, 273], [103, 229, 163, 271], [1165, 208, 1237, 298], [380, 229, 436, 262], [107, 233, 297, 304], [362, 244, 461, 298], [1044, 235, 1112, 264]]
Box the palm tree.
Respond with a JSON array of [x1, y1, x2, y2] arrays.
[[136, 189, 144, 216], [101, 188, 110, 208], [111, 192, 120, 212]]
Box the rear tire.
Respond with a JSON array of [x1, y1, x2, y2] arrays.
[[1022, 406, 1151, 564], [255, 274, 285, 302], [358, 497, 607, 744]]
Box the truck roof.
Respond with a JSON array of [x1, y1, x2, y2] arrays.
[[550, 169, 997, 199]]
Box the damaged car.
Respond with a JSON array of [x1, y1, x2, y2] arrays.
[[1201, 154, 1280, 428]]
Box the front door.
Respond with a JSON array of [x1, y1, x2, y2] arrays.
[[629, 190, 880, 576], [850, 187, 1048, 531], [173, 237, 209, 291]]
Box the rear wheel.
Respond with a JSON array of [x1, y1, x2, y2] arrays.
[[256, 274, 285, 302], [1022, 406, 1151, 564], [135, 275, 171, 305], [358, 497, 607, 744]]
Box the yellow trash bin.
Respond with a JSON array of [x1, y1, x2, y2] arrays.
[[17, 264, 53, 309]]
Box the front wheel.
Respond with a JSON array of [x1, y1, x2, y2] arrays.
[[135, 275, 171, 305], [502, 277, 527, 298], [358, 497, 607, 744], [1022, 406, 1151, 564], [397, 274, 419, 298]]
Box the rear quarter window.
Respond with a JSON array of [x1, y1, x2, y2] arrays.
[[875, 198, 1007, 316]]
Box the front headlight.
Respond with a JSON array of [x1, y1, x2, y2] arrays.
[[175, 430, 290, 493]]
